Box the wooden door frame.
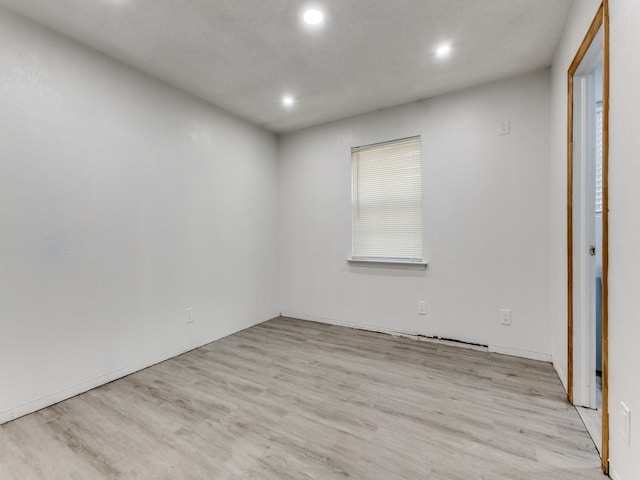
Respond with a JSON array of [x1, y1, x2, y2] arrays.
[[566, 1, 609, 474]]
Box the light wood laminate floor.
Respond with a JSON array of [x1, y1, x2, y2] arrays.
[[0, 317, 605, 479]]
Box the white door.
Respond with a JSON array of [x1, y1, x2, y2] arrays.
[[572, 31, 602, 409]]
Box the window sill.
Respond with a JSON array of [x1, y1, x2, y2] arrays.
[[347, 258, 428, 270]]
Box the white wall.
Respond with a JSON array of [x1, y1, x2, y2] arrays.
[[550, 1, 640, 478], [548, 0, 602, 392], [607, 2, 640, 478], [5, 5, 636, 476], [278, 70, 552, 360], [0, 7, 279, 423]]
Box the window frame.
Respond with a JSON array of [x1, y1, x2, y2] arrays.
[[349, 135, 426, 268]]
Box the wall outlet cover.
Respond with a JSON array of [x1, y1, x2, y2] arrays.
[[499, 309, 512, 325]]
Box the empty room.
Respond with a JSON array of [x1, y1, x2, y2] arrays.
[[1, 1, 638, 479]]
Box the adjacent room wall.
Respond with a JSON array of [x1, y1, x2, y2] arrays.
[[607, 2, 640, 478], [0, 7, 279, 423], [278, 70, 552, 360]]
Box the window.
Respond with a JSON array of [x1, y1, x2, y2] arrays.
[[351, 136, 423, 263]]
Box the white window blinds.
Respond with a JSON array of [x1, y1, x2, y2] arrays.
[[595, 102, 603, 213], [351, 136, 423, 262]]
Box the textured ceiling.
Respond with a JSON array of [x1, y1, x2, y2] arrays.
[[0, 0, 573, 133]]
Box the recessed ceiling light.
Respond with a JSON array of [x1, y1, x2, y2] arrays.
[[282, 95, 295, 107], [436, 43, 452, 58], [303, 8, 325, 26]]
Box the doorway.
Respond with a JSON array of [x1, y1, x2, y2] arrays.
[[566, 1, 609, 474], [573, 42, 602, 448]]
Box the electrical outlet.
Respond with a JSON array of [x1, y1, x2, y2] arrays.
[[621, 402, 631, 445], [499, 309, 511, 325], [418, 300, 426, 315], [185, 308, 194, 324]]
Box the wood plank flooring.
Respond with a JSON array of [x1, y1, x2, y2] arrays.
[[0, 317, 605, 479]]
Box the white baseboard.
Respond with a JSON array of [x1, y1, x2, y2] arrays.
[[282, 311, 420, 338], [553, 361, 569, 393], [0, 345, 200, 425], [283, 311, 552, 363], [0, 314, 276, 425], [610, 467, 621, 480], [488, 345, 553, 363], [5, 312, 555, 425]]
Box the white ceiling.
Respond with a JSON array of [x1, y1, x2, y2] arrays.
[[0, 0, 573, 133]]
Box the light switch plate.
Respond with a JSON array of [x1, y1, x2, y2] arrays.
[[499, 119, 510, 135], [418, 300, 426, 315], [621, 402, 631, 445]]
